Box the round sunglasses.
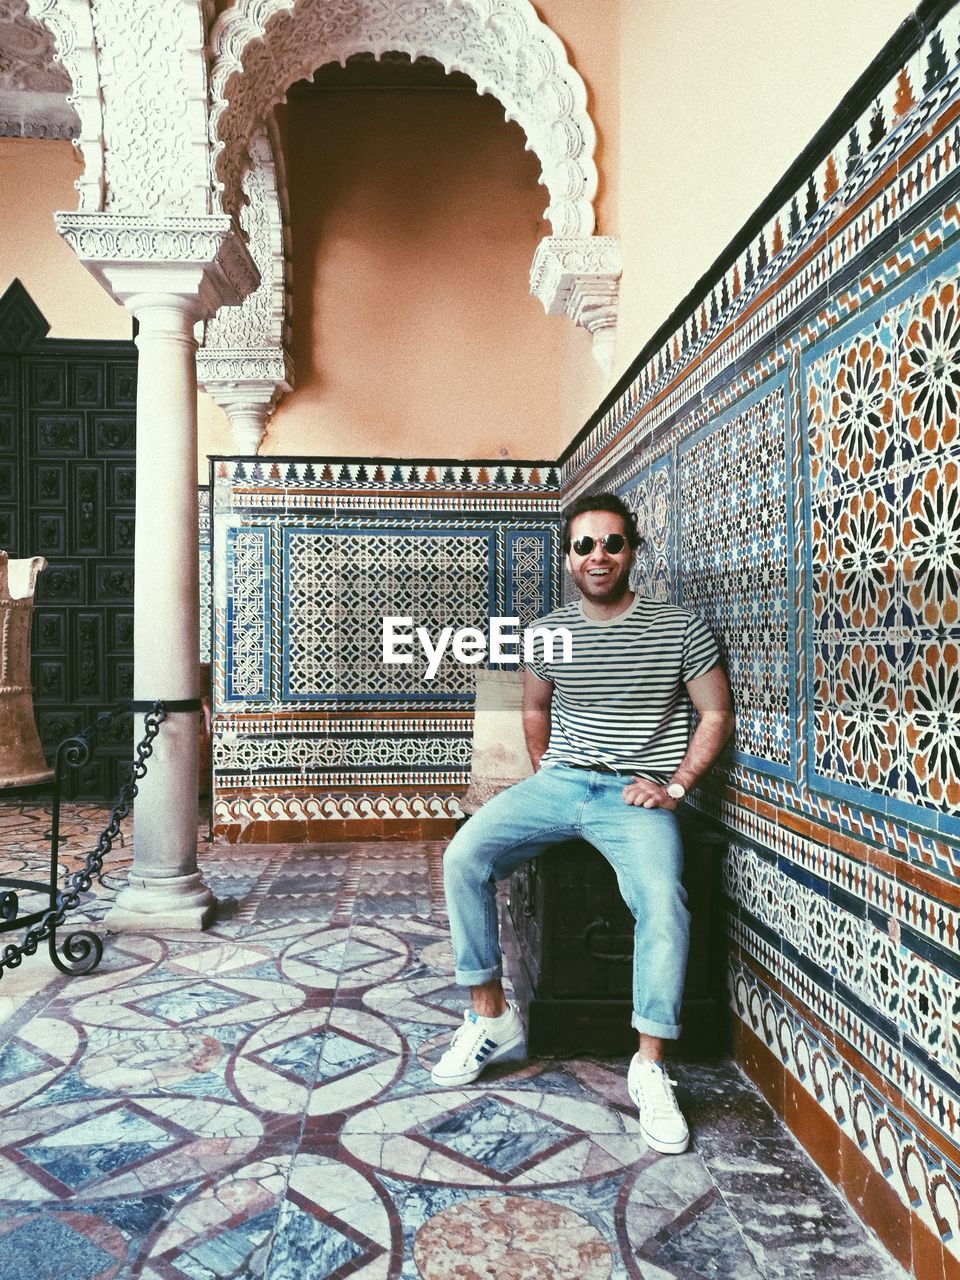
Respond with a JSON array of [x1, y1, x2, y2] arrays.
[[571, 533, 627, 556]]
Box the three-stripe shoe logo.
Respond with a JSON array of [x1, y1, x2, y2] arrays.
[[474, 1037, 497, 1064]]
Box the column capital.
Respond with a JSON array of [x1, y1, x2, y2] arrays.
[[54, 211, 260, 321], [196, 347, 293, 392], [530, 235, 622, 374], [197, 348, 293, 454]]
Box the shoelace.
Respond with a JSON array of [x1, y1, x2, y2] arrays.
[[635, 1067, 682, 1120]]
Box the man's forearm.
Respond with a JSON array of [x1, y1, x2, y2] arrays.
[[522, 709, 551, 770], [669, 709, 735, 792]]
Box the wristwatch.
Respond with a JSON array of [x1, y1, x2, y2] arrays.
[[665, 781, 686, 801]]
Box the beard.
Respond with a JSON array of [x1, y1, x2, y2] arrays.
[[569, 558, 632, 606]]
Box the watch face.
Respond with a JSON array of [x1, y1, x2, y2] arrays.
[[666, 783, 685, 799]]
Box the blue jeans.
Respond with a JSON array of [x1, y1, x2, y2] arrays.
[[443, 763, 689, 1039]]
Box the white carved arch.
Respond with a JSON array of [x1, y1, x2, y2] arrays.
[[197, 124, 293, 453], [209, 0, 598, 236], [22, 0, 104, 209], [207, 0, 620, 366], [203, 126, 290, 352], [24, 0, 212, 216]]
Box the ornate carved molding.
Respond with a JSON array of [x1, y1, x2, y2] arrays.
[[196, 349, 291, 384], [199, 129, 293, 452], [22, 0, 104, 208], [208, 0, 599, 238], [54, 212, 260, 316], [203, 133, 289, 352], [530, 235, 622, 373], [196, 354, 293, 453], [86, 0, 211, 215]]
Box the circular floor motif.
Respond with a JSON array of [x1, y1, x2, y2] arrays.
[[78, 1029, 227, 1094], [363, 971, 463, 1028], [61, 935, 168, 994], [308, 1006, 404, 1119], [617, 1153, 716, 1268], [137, 1156, 290, 1278], [232, 1006, 330, 1115], [267, 1154, 395, 1279], [0, 1015, 81, 1111], [0, 1096, 263, 1201], [340, 1088, 645, 1189], [69, 972, 304, 1032], [279, 924, 411, 992], [413, 1195, 612, 1279]]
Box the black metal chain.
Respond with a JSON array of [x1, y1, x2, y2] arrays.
[[0, 702, 168, 979]]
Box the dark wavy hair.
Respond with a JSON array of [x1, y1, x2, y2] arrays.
[[561, 491, 641, 554]]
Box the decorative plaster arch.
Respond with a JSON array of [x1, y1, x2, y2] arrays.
[[209, 0, 598, 236], [24, 0, 213, 216], [22, 0, 103, 209], [208, 0, 621, 366], [198, 125, 293, 453]]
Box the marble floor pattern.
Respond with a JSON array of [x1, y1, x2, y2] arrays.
[[0, 799, 908, 1280]]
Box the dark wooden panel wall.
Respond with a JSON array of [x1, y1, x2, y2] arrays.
[[0, 280, 137, 799]]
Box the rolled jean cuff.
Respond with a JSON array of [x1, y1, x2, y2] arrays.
[[632, 1013, 681, 1040], [454, 964, 503, 987]]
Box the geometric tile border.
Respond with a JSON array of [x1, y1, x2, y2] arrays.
[[564, 11, 960, 1275], [209, 461, 561, 836], [730, 958, 960, 1262]]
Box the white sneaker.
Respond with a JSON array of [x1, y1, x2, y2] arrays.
[[431, 1003, 526, 1086], [628, 1054, 690, 1154]]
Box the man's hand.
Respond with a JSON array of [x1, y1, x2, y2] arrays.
[[621, 666, 735, 810], [622, 778, 678, 810]]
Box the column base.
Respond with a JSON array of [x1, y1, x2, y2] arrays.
[[105, 871, 217, 932]]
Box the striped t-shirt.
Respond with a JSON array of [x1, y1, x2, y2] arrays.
[[527, 594, 720, 778]]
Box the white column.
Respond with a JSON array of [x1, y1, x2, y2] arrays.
[[109, 292, 214, 929], [52, 214, 260, 931]]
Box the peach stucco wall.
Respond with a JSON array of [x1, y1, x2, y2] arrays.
[[0, 138, 130, 342], [264, 84, 604, 463], [612, 0, 919, 378]]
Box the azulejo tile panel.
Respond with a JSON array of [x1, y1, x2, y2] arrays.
[[619, 453, 676, 604], [679, 379, 794, 775], [227, 527, 270, 701], [198, 486, 211, 667], [562, 13, 960, 1268], [505, 530, 553, 626], [283, 528, 492, 701], [804, 261, 960, 837], [729, 957, 960, 1257], [723, 837, 960, 1134], [210, 461, 560, 832]]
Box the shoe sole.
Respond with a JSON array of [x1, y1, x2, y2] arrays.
[[628, 1085, 690, 1155], [430, 1027, 526, 1087]]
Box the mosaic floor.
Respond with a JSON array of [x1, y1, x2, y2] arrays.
[[0, 801, 908, 1279]]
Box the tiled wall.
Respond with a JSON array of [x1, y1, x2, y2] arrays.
[[209, 458, 560, 842], [562, 6, 960, 1276]]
